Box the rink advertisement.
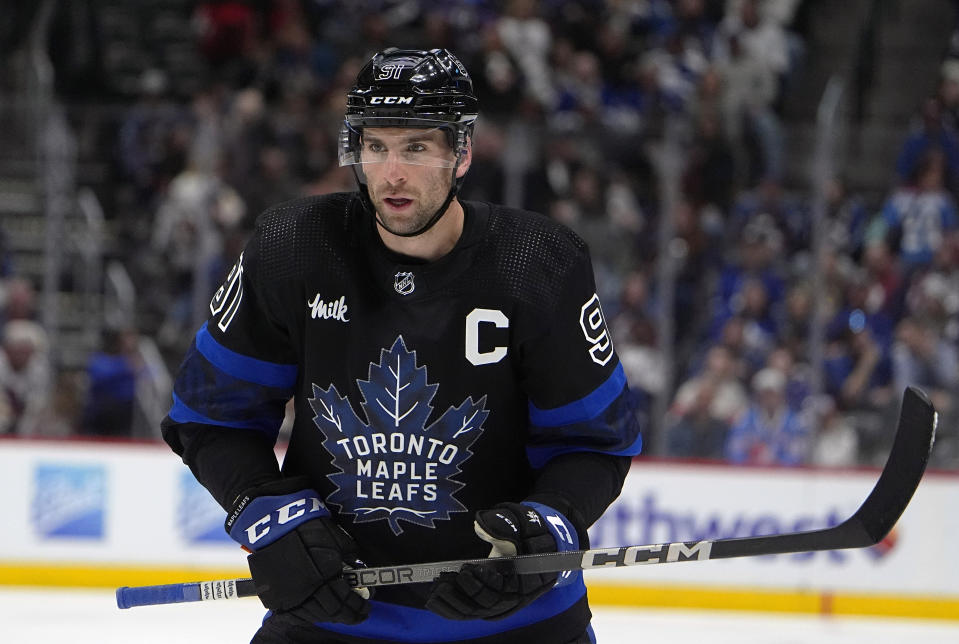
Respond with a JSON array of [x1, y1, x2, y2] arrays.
[[0, 439, 248, 589], [587, 460, 959, 619], [0, 439, 956, 619]]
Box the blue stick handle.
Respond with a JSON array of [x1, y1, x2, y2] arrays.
[[116, 578, 256, 608]]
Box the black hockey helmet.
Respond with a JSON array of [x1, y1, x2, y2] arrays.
[[340, 48, 479, 237], [339, 47, 478, 165]]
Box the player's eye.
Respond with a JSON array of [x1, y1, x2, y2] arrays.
[[407, 143, 427, 153]]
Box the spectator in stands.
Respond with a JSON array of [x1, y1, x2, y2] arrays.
[[764, 344, 812, 412], [729, 179, 807, 253], [860, 239, 903, 320], [823, 174, 871, 261], [739, 275, 779, 342], [667, 344, 748, 458], [683, 102, 737, 212], [548, 162, 636, 301], [671, 199, 723, 341], [778, 281, 812, 357], [895, 97, 959, 191], [675, 344, 749, 422], [465, 23, 526, 119], [221, 88, 272, 205], [708, 217, 786, 342], [117, 68, 189, 208], [641, 21, 710, 118], [822, 313, 892, 412], [904, 233, 959, 339], [724, 366, 809, 465], [496, 0, 555, 110], [806, 394, 860, 467], [614, 315, 662, 431], [591, 17, 643, 108], [552, 50, 608, 130], [609, 269, 659, 344], [705, 314, 767, 380], [0, 276, 37, 325], [675, 0, 722, 56], [874, 148, 959, 277], [718, 0, 792, 87], [890, 316, 958, 416], [827, 269, 895, 354], [25, 372, 80, 438], [0, 319, 51, 436], [714, 5, 786, 184], [665, 375, 734, 459], [79, 327, 143, 436]]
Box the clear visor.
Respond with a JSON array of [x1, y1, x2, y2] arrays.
[[338, 118, 466, 169]]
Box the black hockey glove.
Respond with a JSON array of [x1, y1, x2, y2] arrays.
[[226, 478, 370, 625], [425, 502, 579, 621]]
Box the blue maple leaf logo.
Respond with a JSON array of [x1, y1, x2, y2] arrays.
[[309, 336, 488, 534]]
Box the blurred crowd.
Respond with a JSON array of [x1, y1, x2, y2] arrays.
[[2, 0, 958, 469], [0, 270, 143, 439]]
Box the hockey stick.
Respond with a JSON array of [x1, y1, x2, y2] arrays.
[[116, 386, 936, 609]]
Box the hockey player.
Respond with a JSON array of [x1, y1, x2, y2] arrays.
[[162, 48, 643, 643]]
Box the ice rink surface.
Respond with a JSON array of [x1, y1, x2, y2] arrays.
[[3, 588, 959, 643]]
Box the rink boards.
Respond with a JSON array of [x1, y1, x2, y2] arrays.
[[0, 439, 956, 620]]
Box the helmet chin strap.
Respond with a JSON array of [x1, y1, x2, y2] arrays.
[[353, 160, 463, 239]]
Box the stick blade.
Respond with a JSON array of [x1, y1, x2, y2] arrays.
[[707, 386, 936, 560], [843, 385, 937, 546]]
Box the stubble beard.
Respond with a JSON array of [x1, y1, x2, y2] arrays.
[[369, 171, 453, 236]]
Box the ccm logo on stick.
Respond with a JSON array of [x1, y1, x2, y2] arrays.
[[582, 541, 713, 567]]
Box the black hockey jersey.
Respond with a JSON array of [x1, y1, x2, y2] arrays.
[[163, 193, 643, 643]]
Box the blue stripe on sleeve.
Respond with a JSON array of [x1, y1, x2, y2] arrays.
[[528, 363, 626, 427], [525, 431, 643, 469], [168, 392, 282, 436], [195, 322, 297, 389]]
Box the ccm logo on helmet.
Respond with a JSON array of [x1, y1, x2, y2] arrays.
[[369, 96, 414, 105]]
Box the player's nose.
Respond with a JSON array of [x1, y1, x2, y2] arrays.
[[383, 152, 406, 182]]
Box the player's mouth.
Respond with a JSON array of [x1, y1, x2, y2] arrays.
[[384, 197, 413, 210]]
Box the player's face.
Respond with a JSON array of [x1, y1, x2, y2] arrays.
[[360, 127, 462, 236]]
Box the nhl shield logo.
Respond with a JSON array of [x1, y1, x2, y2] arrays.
[[394, 271, 415, 295]]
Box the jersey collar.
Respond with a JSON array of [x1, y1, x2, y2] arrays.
[[359, 198, 490, 300]]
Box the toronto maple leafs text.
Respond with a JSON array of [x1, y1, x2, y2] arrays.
[[335, 432, 460, 502]]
